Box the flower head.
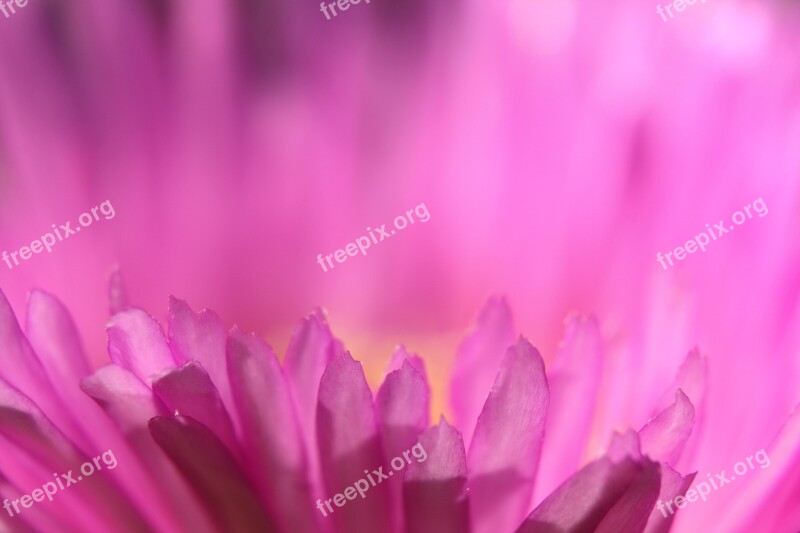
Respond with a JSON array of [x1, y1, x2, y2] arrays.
[[1, 289, 798, 532]]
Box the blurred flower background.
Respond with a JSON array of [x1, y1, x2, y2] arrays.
[[0, 0, 799, 531]]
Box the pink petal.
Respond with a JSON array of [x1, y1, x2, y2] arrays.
[[0, 378, 79, 473], [47, 299, 200, 533], [107, 265, 130, 315], [377, 359, 430, 457], [595, 458, 662, 533], [24, 290, 95, 451], [0, 291, 83, 446], [0, 471, 62, 532], [0, 378, 149, 531], [283, 310, 339, 492], [639, 389, 695, 466], [656, 349, 706, 413], [518, 456, 644, 532], [152, 360, 239, 456], [608, 430, 643, 462], [656, 349, 707, 472], [0, 431, 86, 530], [149, 415, 277, 532], [376, 359, 430, 532], [450, 297, 515, 448], [82, 365, 218, 533], [535, 315, 603, 503], [26, 294, 148, 484], [384, 345, 428, 380], [26, 290, 91, 384], [403, 418, 470, 533], [167, 296, 236, 430], [106, 308, 175, 382], [81, 364, 168, 434], [316, 352, 390, 532], [644, 465, 696, 533], [0, 487, 41, 532], [226, 328, 318, 533], [467, 337, 549, 533]]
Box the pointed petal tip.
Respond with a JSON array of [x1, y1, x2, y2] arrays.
[[608, 430, 643, 462], [306, 307, 330, 325], [169, 296, 225, 324], [25, 289, 64, 319], [105, 308, 175, 380], [674, 388, 691, 405], [513, 335, 546, 364], [26, 288, 52, 303], [106, 306, 159, 328], [638, 391, 695, 465], [107, 266, 129, 314], [385, 345, 428, 379], [479, 295, 513, 321], [682, 347, 706, 366], [562, 311, 599, 327], [339, 350, 357, 363]]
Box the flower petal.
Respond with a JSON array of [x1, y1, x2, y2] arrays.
[[82, 365, 217, 533], [403, 418, 470, 533], [384, 345, 427, 380], [656, 349, 707, 472], [149, 415, 277, 533], [595, 458, 662, 533], [284, 310, 339, 493], [152, 360, 239, 456], [26, 290, 91, 384], [317, 352, 390, 532], [81, 364, 168, 434], [607, 430, 643, 462], [25, 290, 98, 452], [0, 377, 80, 475], [167, 296, 236, 430], [377, 359, 430, 458], [535, 315, 603, 503], [467, 337, 549, 533], [107, 265, 130, 315], [226, 328, 318, 533], [656, 349, 706, 413], [450, 297, 515, 448], [639, 389, 695, 466], [376, 359, 430, 532], [0, 291, 83, 446], [518, 456, 644, 533], [0, 378, 150, 531], [644, 465, 695, 533], [106, 308, 175, 382], [0, 486, 41, 532]]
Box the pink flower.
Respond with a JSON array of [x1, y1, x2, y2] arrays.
[[2, 289, 798, 532], [0, 13, 798, 531]]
